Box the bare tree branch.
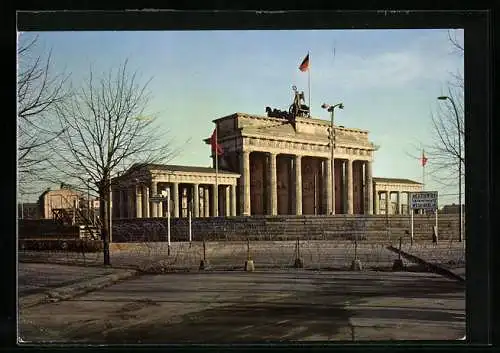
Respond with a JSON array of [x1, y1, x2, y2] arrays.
[[50, 59, 177, 265], [17, 34, 72, 195]]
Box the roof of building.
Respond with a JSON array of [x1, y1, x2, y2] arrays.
[[373, 177, 422, 185], [212, 113, 369, 133], [142, 163, 240, 176]]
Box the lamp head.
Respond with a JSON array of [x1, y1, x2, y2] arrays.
[[338, 103, 344, 110], [321, 103, 330, 110], [437, 96, 448, 101]]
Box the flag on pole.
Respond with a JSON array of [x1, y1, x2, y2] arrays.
[[421, 150, 428, 166], [209, 129, 224, 156], [299, 53, 310, 72]]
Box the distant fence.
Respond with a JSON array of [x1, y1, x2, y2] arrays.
[[18, 239, 466, 272]]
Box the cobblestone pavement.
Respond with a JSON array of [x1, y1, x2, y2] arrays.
[[19, 270, 465, 343]]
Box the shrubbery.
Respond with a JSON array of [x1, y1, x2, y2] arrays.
[[19, 239, 103, 252]]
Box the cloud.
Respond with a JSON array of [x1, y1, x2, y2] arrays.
[[313, 34, 462, 91]]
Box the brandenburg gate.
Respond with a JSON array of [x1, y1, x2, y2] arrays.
[[212, 112, 376, 216], [111, 89, 422, 219]]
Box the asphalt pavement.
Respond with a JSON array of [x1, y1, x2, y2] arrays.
[[18, 263, 123, 297], [19, 270, 465, 343]]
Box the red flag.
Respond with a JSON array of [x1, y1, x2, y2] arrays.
[[299, 53, 309, 72], [421, 151, 428, 167], [209, 129, 224, 156]]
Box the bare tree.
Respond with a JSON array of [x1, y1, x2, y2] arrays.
[[426, 29, 464, 191], [17, 34, 71, 197], [51, 60, 178, 265]]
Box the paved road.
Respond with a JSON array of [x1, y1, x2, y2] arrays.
[[18, 263, 122, 297], [19, 271, 465, 343]]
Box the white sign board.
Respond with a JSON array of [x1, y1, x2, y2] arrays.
[[410, 191, 438, 210]]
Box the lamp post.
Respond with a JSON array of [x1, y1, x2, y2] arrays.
[[87, 178, 91, 221], [321, 102, 344, 215], [437, 95, 463, 242]]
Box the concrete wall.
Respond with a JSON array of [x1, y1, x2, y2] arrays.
[[19, 220, 80, 239], [110, 214, 460, 243], [18, 214, 460, 244]]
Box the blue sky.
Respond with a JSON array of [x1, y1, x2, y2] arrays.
[[19, 29, 463, 205]]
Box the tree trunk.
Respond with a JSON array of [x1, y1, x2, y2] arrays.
[[99, 188, 111, 266]]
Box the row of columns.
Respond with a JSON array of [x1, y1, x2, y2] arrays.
[[239, 151, 373, 216], [374, 190, 408, 215], [117, 182, 237, 219]]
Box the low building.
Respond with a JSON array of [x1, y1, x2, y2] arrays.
[[111, 164, 240, 219], [38, 184, 83, 220], [373, 177, 423, 215]]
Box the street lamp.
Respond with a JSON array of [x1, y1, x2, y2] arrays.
[[321, 102, 344, 215], [437, 95, 463, 242], [87, 178, 91, 221]]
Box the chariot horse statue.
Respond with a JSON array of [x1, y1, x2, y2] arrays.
[[289, 85, 310, 118]]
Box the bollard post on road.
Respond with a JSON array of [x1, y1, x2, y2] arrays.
[[244, 237, 255, 272], [199, 237, 207, 271], [392, 236, 405, 271], [294, 236, 304, 268], [350, 233, 362, 271]]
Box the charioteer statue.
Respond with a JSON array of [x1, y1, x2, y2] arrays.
[[265, 85, 310, 122]]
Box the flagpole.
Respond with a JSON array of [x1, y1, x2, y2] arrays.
[[215, 125, 219, 217], [308, 51, 311, 116], [422, 149, 425, 190]]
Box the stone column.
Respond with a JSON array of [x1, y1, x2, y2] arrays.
[[231, 184, 237, 216], [136, 185, 142, 218], [142, 186, 149, 218], [325, 158, 332, 215], [240, 151, 251, 216], [365, 161, 373, 215], [374, 191, 380, 215], [193, 184, 199, 218], [150, 182, 158, 218], [385, 191, 390, 215], [396, 191, 401, 215], [119, 189, 124, 219], [346, 159, 354, 214], [294, 155, 302, 215], [212, 184, 219, 217], [128, 188, 135, 219], [157, 185, 163, 218], [225, 185, 231, 216], [269, 152, 278, 216], [204, 187, 210, 217], [172, 182, 179, 218]]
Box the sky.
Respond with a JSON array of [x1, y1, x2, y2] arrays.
[[18, 29, 464, 205]]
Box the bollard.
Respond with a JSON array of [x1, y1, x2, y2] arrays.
[[247, 238, 251, 260], [294, 237, 304, 268], [199, 238, 207, 271], [432, 226, 438, 244], [244, 238, 254, 271], [392, 236, 405, 271], [350, 236, 362, 271]]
